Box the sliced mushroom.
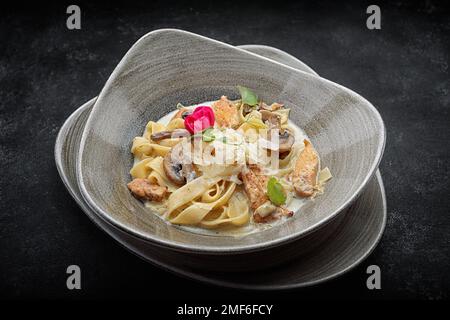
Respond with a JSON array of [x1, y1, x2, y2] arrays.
[[260, 110, 281, 128], [271, 102, 284, 110], [259, 102, 268, 111], [163, 142, 196, 186], [182, 164, 197, 183], [171, 107, 192, 121], [260, 102, 284, 111], [261, 110, 295, 153], [242, 104, 254, 116], [279, 130, 295, 153], [181, 110, 192, 119], [150, 129, 190, 141], [280, 151, 290, 159], [163, 153, 184, 186]]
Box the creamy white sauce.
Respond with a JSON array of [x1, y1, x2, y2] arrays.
[[137, 101, 313, 237]]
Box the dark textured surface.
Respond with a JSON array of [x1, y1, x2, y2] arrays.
[[0, 1, 449, 300]]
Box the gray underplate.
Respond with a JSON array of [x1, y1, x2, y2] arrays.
[[55, 45, 386, 289]]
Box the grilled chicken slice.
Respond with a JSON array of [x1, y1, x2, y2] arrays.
[[292, 140, 319, 197], [241, 165, 269, 211], [241, 165, 294, 223], [212, 96, 240, 129], [127, 178, 168, 202]]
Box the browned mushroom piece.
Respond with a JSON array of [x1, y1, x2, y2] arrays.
[[260, 102, 284, 111], [260, 110, 281, 128], [280, 151, 290, 159], [171, 107, 192, 121], [181, 163, 197, 183], [258, 102, 268, 111], [271, 102, 284, 110], [242, 104, 254, 116], [278, 130, 295, 153], [150, 129, 190, 141], [261, 110, 295, 153], [163, 142, 196, 186]]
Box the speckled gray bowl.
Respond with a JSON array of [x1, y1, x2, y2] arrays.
[[77, 29, 386, 254], [56, 45, 386, 282]]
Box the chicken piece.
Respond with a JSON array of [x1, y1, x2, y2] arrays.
[[241, 165, 269, 211], [253, 213, 272, 223], [242, 165, 294, 223], [254, 206, 293, 223], [292, 140, 319, 197], [127, 178, 168, 202], [277, 206, 294, 218], [212, 96, 240, 128]]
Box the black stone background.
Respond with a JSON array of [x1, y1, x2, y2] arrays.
[[0, 0, 449, 301]]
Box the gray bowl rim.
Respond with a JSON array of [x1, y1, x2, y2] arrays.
[[77, 29, 387, 254], [237, 44, 319, 77]]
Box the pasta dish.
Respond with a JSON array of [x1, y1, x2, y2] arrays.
[[127, 86, 331, 233]]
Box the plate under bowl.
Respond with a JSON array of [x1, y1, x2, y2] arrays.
[[56, 45, 386, 286]]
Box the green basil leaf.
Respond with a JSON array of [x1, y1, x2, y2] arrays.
[[267, 177, 286, 206], [202, 127, 215, 142], [237, 86, 259, 106]]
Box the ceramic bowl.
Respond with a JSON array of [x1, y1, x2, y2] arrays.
[[77, 29, 385, 254], [55, 95, 386, 279]]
